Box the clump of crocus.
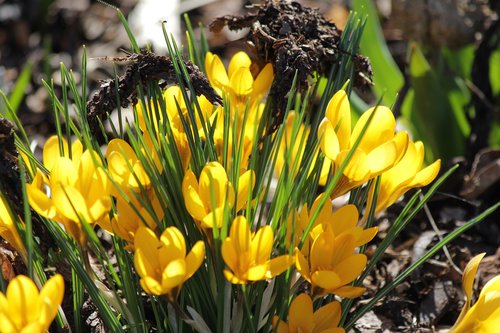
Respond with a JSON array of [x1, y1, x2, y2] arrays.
[[222, 215, 294, 284], [182, 161, 254, 229], [26, 136, 112, 246], [318, 90, 408, 197], [133, 226, 205, 300], [451, 253, 500, 332], [0, 274, 64, 333], [273, 293, 344, 333], [0, 195, 27, 261]]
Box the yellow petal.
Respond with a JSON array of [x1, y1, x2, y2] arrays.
[[253, 63, 274, 98], [267, 255, 294, 278], [330, 204, 358, 235], [43, 136, 68, 171], [160, 227, 187, 258], [161, 259, 186, 289], [198, 162, 229, 210], [351, 106, 396, 152], [52, 185, 89, 222], [295, 249, 311, 282], [246, 264, 267, 281], [408, 159, 441, 188], [230, 67, 254, 96], [51, 157, 78, 187], [355, 227, 378, 247], [333, 286, 366, 298], [26, 183, 57, 219], [140, 276, 163, 295], [251, 226, 273, 264], [366, 140, 397, 175], [319, 119, 340, 161], [228, 51, 251, 77], [463, 253, 486, 304], [6, 275, 39, 326], [185, 241, 205, 280], [209, 54, 230, 88], [288, 293, 314, 333], [222, 238, 239, 273], [311, 270, 342, 290], [314, 300, 341, 331], [134, 227, 161, 272], [334, 254, 367, 284], [230, 215, 252, 254], [182, 170, 206, 221], [236, 170, 255, 212], [310, 231, 335, 270], [325, 90, 351, 150]]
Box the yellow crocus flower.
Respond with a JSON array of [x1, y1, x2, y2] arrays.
[[451, 253, 500, 332], [222, 215, 294, 284], [205, 51, 273, 109], [318, 90, 408, 197], [0, 274, 64, 333], [0, 195, 26, 260], [295, 226, 368, 298], [133, 226, 205, 300], [273, 293, 344, 333], [290, 193, 377, 255], [27, 136, 112, 245], [182, 162, 254, 229]]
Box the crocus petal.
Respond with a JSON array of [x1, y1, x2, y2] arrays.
[[43, 136, 68, 171], [230, 67, 254, 97], [228, 51, 251, 77], [334, 254, 367, 284], [311, 270, 342, 290], [185, 241, 205, 280], [351, 106, 396, 152], [221, 238, 239, 273], [253, 63, 274, 98], [236, 170, 255, 211], [314, 300, 342, 331], [6, 275, 38, 326], [26, 183, 57, 219], [52, 185, 89, 222], [140, 276, 163, 295], [247, 264, 267, 281], [366, 140, 397, 175], [250, 226, 273, 264], [288, 293, 314, 333], [325, 90, 351, 150], [333, 286, 366, 298], [161, 259, 186, 289], [318, 119, 340, 161], [267, 255, 294, 278], [295, 249, 311, 282]]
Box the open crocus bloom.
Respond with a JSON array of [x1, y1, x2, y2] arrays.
[[222, 215, 294, 284], [0, 274, 64, 333], [287, 193, 377, 255], [27, 136, 112, 246], [133, 226, 205, 300], [295, 227, 368, 298], [273, 293, 344, 333], [182, 161, 254, 229], [205, 51, 273, 110], [451, 253, 500, 332], [318, 90, 408, 197]]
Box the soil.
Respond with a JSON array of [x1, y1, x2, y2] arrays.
[[0, 0, 498, 332]]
